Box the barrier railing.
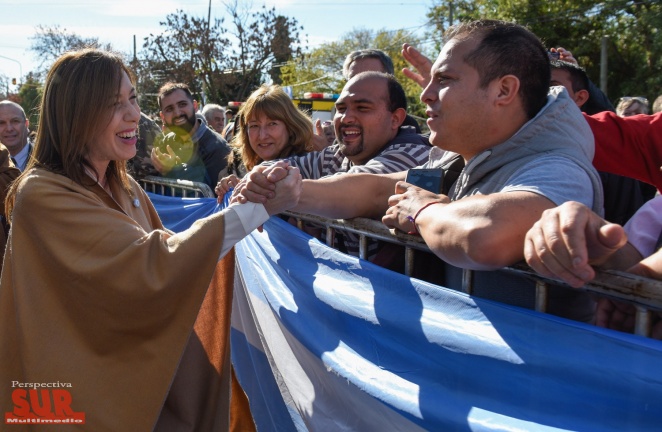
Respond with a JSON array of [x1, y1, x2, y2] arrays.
[[139, 175, 214, 198], [284, 211, 662, 338], [137, 175, 662, 338]]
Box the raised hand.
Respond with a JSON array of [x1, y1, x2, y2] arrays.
[[550, 47, 579, 66], [402, 43, 433, 89], [311, 118, 333, 151], [151, 145, 181, 174], [215, 174, 240, 202]]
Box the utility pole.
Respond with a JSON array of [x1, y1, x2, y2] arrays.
[[207, 0, 212, 32], [449, 1, 454, 27]]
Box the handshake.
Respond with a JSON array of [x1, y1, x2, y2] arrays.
[[226, 161, 302, 217]]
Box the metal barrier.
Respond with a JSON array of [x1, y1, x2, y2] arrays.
[[139, 175, 214, 198], [135, 176, 662, 339], [284, 211, 662, 338]]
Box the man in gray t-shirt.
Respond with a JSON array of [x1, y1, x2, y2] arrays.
[[234, 20, 603, 321]]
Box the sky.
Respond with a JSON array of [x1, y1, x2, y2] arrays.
[[0, 0, 434, 87]]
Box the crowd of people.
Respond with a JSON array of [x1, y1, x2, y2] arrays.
[[0, 17, 660, 430]]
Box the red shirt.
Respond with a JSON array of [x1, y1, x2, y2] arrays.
[[586, 111, 662, 191]]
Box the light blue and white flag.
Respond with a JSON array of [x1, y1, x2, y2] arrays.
[[151, 195, 662, 431]]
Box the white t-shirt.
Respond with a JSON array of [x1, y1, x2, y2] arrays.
[[624, 195, 662, 258]]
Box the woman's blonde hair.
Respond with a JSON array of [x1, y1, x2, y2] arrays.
[[6, 48, 134, 217], [232, 84, 313, 170]]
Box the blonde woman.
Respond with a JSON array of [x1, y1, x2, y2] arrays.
[[216, 84, 314, 199]]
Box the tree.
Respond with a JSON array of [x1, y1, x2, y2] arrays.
[[17, 73, 43, 131], [225, 1, 305, 99], [136, 1, 305, 114], [425, 0, 662, 104], [269, 15, 299, 84], [30, 24, 113, 73], [280, 28, 427, 119], [134, 10, 226, 115]]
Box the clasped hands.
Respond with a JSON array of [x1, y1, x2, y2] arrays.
[[230, 161, 302, 216]]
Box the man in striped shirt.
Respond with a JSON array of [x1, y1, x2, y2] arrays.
[[262, 71, 430, 256], [267, 71, 429, 180]]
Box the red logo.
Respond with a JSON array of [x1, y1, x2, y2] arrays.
[[5, 389, 85, 425]]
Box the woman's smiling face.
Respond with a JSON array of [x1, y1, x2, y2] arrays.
[[247, 113, 289, 161], [87, 70, 140, 174]]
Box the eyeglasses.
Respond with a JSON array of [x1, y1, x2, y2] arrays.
[[619, 96, 649, 105]]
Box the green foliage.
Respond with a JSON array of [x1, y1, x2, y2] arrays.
[[17, 73, 42, 131], [280, 28, 427, 120], [426, 0, 662, 104]]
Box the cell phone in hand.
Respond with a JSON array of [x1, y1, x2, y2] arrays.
[[405, 168, 443, 194]]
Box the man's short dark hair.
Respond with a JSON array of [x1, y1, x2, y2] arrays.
[[445, 20, 550, 119], [158, 82, 194, 107], [350, 71, 407, 113], [342, 49, 395, 79], [550, 59, 589, 93]]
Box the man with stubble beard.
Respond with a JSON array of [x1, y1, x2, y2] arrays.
[[151, 82, 231, 192], [234, 21, 604, 322], [250, 71, 430, 257], [260, 71, 430, 180]]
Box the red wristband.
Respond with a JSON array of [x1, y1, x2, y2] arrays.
[[406, 201, 442, 235]]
